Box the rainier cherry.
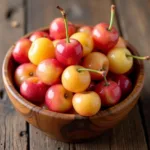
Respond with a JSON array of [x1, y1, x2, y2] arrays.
[[13, 38, 31, 64], [36, 58, 64, 85], [28, 38, 55, 65], [45, 84, 73, 113], [72, 91, 101, 116], [49, 17, 76, 40], [92, 5, 119, 53], [55, 6, 83, 66], [112, 74, 132, 98], [62, 65, 104, 93], [107, 47, 150, 74], [82, 52, 109, 80], [20, 77, 49, 105], [15, 63, 36, 87], [95, 74, 121, 107]]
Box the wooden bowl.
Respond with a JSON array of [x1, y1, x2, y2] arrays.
[[2, 26, 144, 143]]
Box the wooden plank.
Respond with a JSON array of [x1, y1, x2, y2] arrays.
[[0, 0, 28, 150], [27, 0, 147, 149], [110, 106, 148, 150], [115, 0, 150, 147], [29, 127, 69, 150]]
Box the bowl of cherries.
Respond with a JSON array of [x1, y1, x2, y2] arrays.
[[2, 5, 149, 142]]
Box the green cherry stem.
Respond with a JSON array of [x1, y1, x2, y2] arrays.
[[103, 71, 109, 86], [57, 6, 70, 43], [126, 54, 150, 60], [77, 68, 105, 76], [108, 5, 115, 31]]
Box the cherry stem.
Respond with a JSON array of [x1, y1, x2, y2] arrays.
[[126, 54, 150, 60], [108, 5, 115, 31], [57, 6, 70, 43], [77, 68, 104, 76], [103, 72, 109, 86]]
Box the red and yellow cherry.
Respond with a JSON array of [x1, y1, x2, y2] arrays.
[[62, 65, 90, 92], [15, 63, 37, 87], [61, 65, 104, 93], [92, 5, 119, 53], [45, 84, 73, 113], [108, 47, 150, 74], [29, 31, 51, 42], [112, 74, 132, 98], [12, 38, 32, 64], [107, 48, 133, 74], [71, 32, 94, 56], [114, 37, 126, 48], [55, 39, 83, 66], [78, 25, 93, 35], [55, 6, 83, 66], [49, 17, 76, 40], [82, 52, 109, 80], [28, 37, 55, 65], [20, 77, 49, 105], [72, 91, 101, 116], [95, 77, 121, 107], [36, 58, 64, 85]]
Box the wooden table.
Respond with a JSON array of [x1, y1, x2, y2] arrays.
[[0, 0, 150, 149]]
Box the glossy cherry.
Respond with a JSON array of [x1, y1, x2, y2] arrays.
[[112, 74, 132, 98], [20, 77, 49, 105], [49, 17, 76, 40], [55, 6, 83, 66], [92, 5, 119, 53], [107, 47, 150, 74], [95, 74, 121, 107], [12, 38, 31, 64], [62, 65, 104, 93]]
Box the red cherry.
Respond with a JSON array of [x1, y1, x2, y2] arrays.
[[92, 5, 119, 53], [12, 38, 31, 64], [49, 18, 76, 40], [112, 75, 132, 98], [29, 31, 51, 42], [55, 6, 83, 66], [20, 77, 49, 105], [95, 73, 121, 107], [56, 39, 83, 66]]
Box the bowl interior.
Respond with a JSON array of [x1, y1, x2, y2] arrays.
[[3, 26, 144, 120]]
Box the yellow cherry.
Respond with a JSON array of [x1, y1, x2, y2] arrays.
[[71, 32, 94, 56], [72, 91, 101, 116], [28, 38, 55, 65], [107, 48, 133, 74], [61, 65, 91, 93]]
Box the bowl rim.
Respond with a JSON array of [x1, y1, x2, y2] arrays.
[[2, 26, 145, 120]]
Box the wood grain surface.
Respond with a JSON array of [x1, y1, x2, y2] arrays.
[[0, 0, 28, 150], [0, 0, 149, 149], [115, 0, 150, 147]]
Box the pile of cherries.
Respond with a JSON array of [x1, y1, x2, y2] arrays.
[[12, 5, 149, 116]]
